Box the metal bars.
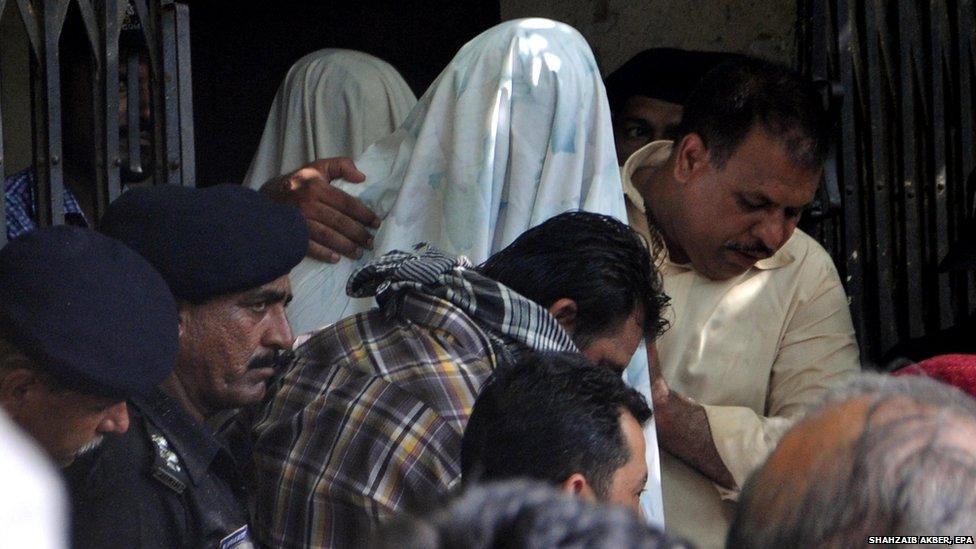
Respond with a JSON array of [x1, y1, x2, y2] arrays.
[[798, 0, 976, 362], [0, 0, 195, 246]]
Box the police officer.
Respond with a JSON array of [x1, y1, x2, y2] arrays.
[[0, 226, 178, 468], [66, 184, 308, 549]]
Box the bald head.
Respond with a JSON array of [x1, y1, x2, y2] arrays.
[[728, 373, 976, 548]]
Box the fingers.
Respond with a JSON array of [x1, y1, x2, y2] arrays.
[[310, 157, 366, 184], [307, 217, 363, 260], [306, 200, 374, 249], [307, 240, 340, 263], [270, 158, 380, 263], [313, 183, 380, 229]]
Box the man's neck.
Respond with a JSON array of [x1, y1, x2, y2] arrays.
[[159, 373, 207, 424], [636, 162, 690, 264]]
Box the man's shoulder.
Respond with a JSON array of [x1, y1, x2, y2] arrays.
[[297, 293, 492, 376], [271, 296, 493, 431], [295, 308, 410, 373], [777, 229, 839, 277], [66, 411, 188, 549]]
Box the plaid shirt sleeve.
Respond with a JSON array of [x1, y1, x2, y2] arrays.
[[252, 297, 497, 549], [5, 169, 89, 240]]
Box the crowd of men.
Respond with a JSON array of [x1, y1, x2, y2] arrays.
[[1, 15, 975, 549]]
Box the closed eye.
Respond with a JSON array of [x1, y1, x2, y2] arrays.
[[737, 195, 766, 211]]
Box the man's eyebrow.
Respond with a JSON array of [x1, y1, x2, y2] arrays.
[[622, 117, 653, 125], [241, 289, 290, 304]]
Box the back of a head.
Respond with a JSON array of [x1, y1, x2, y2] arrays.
[[477, 211, 668, 347], [677, 56, 830, 171], [372, 480, 681, 549], [461, 352, 651, 499], [728, 373, 976, 548]]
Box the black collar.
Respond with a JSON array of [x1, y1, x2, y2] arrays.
[[132, 389, 223, 487]]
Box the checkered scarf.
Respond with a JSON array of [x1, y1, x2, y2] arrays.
[[348, 245, 578, 356]]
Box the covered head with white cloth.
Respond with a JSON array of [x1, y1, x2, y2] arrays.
[[286, 18, 626, 336], [243, 49, 417, 189]]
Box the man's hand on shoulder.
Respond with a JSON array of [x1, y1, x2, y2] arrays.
[[261, 158, 380, 263]]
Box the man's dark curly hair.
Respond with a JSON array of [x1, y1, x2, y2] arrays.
[[478, 211, 669, 349], [461, 352, 652, 500]]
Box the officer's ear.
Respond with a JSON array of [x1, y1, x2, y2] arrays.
[[0, 367, 43, 411], [176, 301, 191, 339]]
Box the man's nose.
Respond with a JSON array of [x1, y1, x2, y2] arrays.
[[262, 304, 294, 351], [751, 211, 794, 253], [97, 402, 130, 435]]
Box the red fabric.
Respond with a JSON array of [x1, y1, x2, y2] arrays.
[[893, 354, 976, 398]]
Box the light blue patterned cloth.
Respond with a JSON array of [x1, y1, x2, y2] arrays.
[[286, 19, 627, 335]]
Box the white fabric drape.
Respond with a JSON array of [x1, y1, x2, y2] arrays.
[[243, 49, 417, 189], [286, 19, 627, 335], [0, 410, 67, 549]]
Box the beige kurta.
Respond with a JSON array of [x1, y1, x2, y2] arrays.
[[623, 141, 861, 548]]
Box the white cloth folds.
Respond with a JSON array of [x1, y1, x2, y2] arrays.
[[244, 49, 417, 189], [0, 410, 67, 549], [286, 19, 626, 335]]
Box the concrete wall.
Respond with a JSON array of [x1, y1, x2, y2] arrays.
[[499, 0, 796, 75]]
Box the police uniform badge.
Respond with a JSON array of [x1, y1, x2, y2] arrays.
[[147, 424, 188, 494]]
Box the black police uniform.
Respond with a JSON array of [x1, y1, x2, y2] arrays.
[[66, 389, 254, 549]]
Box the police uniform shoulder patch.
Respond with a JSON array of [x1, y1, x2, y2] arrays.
[[146, 423, 188, 495], [219, 525, 255, 549]]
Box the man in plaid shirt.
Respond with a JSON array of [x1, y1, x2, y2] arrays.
[[250, 212, 670, 548]]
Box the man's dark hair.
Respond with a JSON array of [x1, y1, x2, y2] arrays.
[[371, 480, 683, 549], [460, 352, 651, 499], [727, 374, 976, 548], [478, 211, 668, 348], [604, 48, 744, 114], [676, 56, 830, 171]]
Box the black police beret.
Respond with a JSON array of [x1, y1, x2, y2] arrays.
[[605, 48, 745, 113], [0, 226, 178, 398], [99, 184, 308, 302]]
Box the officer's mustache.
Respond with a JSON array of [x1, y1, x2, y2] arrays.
[[245, 348, 295, 371]]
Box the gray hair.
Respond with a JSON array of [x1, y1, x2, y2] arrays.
[[728, 372, 976, 548], [811, 371, 976, 416], [372, 480, 685, 549]]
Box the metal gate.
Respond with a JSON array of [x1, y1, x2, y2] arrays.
[[797, 0, 976, 363], [0, 0, 194, 246]]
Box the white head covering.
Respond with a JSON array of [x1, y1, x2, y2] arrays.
[[287, 19, 627, 335], [243, 49, 417, 188], [0, 410, 67, 549]]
